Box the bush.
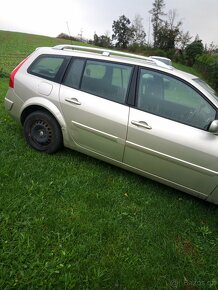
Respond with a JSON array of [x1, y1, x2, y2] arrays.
[[57, 33, 78, 42], [185, 40, 204, 66], [195, 54, 218, 91], [128, 43, 146, 54], [143, 47, 167, 57]]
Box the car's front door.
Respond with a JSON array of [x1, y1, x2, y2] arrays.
[[59, 58, 133, 161], [123, 68, 218, 197]]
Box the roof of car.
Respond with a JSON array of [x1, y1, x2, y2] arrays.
[[33, 45, 197, 79], [52, 44, 173, 70], [51, 45, 200, 80], [150, 56, 171, 61]]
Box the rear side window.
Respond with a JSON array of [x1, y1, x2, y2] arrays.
[[80, 60, 133, 103], [63, 58, 133, 104], [28, 55, 65, 80]]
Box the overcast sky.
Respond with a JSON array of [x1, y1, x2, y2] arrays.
[[0, 0, 217, 46]]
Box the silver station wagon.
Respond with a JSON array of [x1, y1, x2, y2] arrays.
[[4, 45, 218, 204]]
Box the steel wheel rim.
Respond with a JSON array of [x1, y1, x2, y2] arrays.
[[30, 120, 52, 146]]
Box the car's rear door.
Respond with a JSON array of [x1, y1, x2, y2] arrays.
[[124, 68, 218, 198], [59, 58, 133, 161]]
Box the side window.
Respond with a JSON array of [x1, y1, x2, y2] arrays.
[[80, 60, 133, 103], [28, 55, 65, 80], [137, 69, 216, 130], [63, 58, 85, 89], [84, 63, 105, 79]]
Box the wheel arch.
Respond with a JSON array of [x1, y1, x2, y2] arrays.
[[20, 98, 70, 145], [21, 98, 64, 124], [21, 105, 57, 125]]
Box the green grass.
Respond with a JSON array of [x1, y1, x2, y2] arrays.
[[0, 30, 88, 77], [1, 81, 218, 290], [0, 32, 218, 289], [173, 62, 201, 77]]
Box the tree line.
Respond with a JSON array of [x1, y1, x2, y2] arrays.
[[91, 0, 217, 66], [58, 0, 217, 68]]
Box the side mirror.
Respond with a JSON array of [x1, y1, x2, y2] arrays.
[[209, 120, 218, 134]]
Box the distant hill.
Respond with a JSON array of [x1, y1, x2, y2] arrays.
[[0, 30, 84, 77]]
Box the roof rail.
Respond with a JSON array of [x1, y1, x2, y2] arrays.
[[53, 44, 171, 69]]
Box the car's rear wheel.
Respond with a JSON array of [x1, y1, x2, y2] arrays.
[[24, 111, 63, 153]]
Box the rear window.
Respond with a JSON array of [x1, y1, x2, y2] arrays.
[[28, 55, 65, 80]]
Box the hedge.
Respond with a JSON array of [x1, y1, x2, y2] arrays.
[[194, 54, 218, 91]]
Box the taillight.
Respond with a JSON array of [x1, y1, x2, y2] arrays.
[[9, 57, 29, 89]]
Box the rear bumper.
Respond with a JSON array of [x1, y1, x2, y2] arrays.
[[4, 88, 23, 122], [5, 96, 14, 111]]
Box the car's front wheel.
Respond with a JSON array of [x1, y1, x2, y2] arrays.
[[24, 111, 63, 153]]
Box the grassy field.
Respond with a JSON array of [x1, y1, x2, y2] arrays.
[[173, 62, 201, 76], [0, 30, 84, 77], [0, 31, 218, 289]]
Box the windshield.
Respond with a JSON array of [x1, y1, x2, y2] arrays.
[[194, 78, 218, 98]]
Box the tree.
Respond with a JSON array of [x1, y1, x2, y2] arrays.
[[149, 0, 166, 47], [149, 2, 192, 51], [154, 9, 182, 50], [179, 31, 192, 50], [207, 42, 218, 54], [132, 14, 146, 45], [112, 15, 135, 49], [185, 39, 204, 66], [93, 33, 111, 48]]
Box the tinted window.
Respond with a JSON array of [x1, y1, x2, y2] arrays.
[[80, 60, 133, 103], [63, 58, 85, 89], [137, 69, 216, 130], [28, 55, 65, 80]]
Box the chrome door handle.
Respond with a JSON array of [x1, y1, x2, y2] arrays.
[[131, 120, 152, 130], [65, 97, 81, 105]]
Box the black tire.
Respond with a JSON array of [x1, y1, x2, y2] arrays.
[[23, 111, 63, 153]]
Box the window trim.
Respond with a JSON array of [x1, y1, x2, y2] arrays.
[[61, 57, 86, 89], [27, 54, 71, 83], [126, 65, 138, 106], [135, 66, 218, 131]]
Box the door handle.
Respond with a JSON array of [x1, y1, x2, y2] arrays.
[[65, 97, 81, 105], [131, 120, 152, 130]]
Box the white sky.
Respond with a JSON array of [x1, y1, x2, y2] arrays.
[[0, 0, 217, 46]]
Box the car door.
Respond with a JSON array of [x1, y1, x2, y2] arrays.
[[59, 58, 133, 161], [123, 68, 218, 198]]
